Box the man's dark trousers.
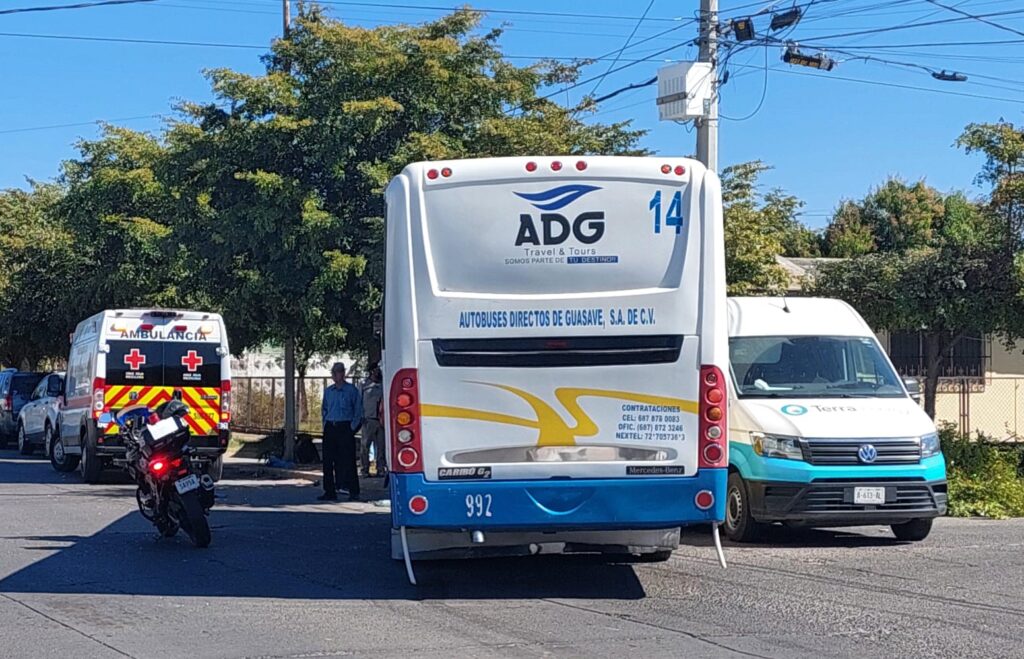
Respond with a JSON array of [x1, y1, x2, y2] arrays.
[[322, 421, 360, 497]]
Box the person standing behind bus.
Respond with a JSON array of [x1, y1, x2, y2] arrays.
[[360, 366, 387, 478], [320, 362, 363, 502]]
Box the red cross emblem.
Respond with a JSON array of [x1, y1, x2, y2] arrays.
[[181, 350, 204, 372], [123, 348, 146, 370]]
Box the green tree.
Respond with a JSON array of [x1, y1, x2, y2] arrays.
[[814, 177, 1020, 418], [157, 7, 647, 456], [823, 201, 874, 257], [721, 161, 806, 294], [956, 122, 1024, 253], [0, 183, 81, 368]]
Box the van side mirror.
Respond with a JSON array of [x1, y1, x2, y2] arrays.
[[47, 380, 63, 397], [903, 377, 922, 403]]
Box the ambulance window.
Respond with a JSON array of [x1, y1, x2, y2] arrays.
[[107, 341, 163, 386], [164, 344, 221, 387]]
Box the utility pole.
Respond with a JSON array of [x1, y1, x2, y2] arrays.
[[695, 0, 719, 172], [282, 0, 297, 462]]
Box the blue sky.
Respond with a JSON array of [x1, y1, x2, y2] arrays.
[[1, 0, 1022, 227]]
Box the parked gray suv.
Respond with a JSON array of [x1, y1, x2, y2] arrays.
[[0, 370, 46, 448]]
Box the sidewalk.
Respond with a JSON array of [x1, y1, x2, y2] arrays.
[[223, 455, 390, 502]]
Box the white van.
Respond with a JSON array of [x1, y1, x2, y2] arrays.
[[725, 297, 946, 542], [54, 309, 232, 483], [383, 156, 729, 572]]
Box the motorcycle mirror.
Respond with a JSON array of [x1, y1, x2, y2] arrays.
[[98, 412, 114, 425]]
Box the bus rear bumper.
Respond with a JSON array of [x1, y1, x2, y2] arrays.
[[389, 469, 727, 531]]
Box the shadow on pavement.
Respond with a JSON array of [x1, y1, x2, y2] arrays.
[[0, 478, 647, 601], [679, 524, 906, 549]]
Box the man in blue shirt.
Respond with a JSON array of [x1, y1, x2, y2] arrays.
[[320, 362, 363, 502]]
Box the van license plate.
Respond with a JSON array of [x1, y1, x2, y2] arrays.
[[854, 487, 886, 505], [175, 475, 200, 494]]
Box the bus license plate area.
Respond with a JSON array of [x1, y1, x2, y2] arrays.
[[175, 474, 200, 494], [853, 486, 886, 505]]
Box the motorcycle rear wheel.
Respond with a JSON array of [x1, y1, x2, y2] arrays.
[[176, 490, 211, 548]]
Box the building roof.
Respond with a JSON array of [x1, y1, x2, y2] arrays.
[[775, 255, 845, 291]]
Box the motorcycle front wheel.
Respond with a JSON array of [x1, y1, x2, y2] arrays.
[[175, 489, 211, 548]]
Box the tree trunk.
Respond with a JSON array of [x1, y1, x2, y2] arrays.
[[283, 337, 296, 461], [923, 332, 942, 420]]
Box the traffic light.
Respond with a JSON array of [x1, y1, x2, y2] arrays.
[[732, 17, 755, 42], [770, 8, 802, 31], [782, 48, 836, 71]]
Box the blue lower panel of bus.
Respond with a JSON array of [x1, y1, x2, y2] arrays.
[[390, 469, 726, 530]]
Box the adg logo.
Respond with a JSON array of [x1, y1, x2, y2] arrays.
[[513, 185, 605, 246]]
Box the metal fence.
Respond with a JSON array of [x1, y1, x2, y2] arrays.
[[231, 375, 364, 436], [230, 374, 1024, 442], [934, 376, 1024, 442]]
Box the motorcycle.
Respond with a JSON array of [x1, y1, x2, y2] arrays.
[[101, 399, 216, 548]]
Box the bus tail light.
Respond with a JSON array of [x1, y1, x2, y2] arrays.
[[91, 377, 106, 420], [391, 368, 423, 473], [698, 365, 727, 469]]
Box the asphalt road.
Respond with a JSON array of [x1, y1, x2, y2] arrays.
[[1, 449, 1023, 659]]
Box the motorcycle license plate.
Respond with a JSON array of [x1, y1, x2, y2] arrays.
[[175, 474, 200, 494]]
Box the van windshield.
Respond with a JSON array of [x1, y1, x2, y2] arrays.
[[730, 335, 905, 399]]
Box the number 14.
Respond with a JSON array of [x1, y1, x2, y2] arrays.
[[650, 190, 684, 234]]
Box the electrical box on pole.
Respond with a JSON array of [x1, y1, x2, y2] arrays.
[[656, 62, 714, 122]]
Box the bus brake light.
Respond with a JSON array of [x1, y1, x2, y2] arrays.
[[390, 368, 423, 473], [698, 365, 727, 469]]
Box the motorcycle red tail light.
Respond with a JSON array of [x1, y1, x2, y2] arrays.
[[149, 459, 167, 474]]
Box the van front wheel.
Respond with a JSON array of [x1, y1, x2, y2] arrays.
[[891, 518, 933, 542], [724, 472, 768, 543]]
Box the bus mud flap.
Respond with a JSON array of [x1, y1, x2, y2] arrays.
[[400, 526, 417, 585], [712, 522, 728, 569]]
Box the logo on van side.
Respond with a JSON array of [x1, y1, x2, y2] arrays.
[[781, 404, 808, 416], [513, 185, 605, 247]]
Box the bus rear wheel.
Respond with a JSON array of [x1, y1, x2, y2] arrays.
[[724, 472, 768, 543]]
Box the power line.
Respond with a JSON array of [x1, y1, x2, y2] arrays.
[[720, 43, 770, 121], [0, 114, 163, 136], [0, 31, 266, 49], [0, 0, 153, 16], [801, 6, 1024, 41], [729, 60, 1024, 104], [282, 0, 684, 22], [590, 0, 658, 96], [923, 0, 1024, 38]]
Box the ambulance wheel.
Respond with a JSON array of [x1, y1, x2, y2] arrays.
[[891, 518, 933, 542], [80, 429, 102, 484], [724, 472, 767, 543], [50, 432, 80, 472]]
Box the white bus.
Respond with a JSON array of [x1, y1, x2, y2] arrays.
[[383, 156, 728, 581]]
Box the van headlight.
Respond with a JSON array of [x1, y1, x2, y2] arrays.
[[920, 432, 941, 457], [751, 432, 804, 461]]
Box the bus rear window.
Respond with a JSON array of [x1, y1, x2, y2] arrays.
[[107, 341, 221, 388]]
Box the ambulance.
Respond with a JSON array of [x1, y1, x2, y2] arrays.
[[52, 309, 232, 483]]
